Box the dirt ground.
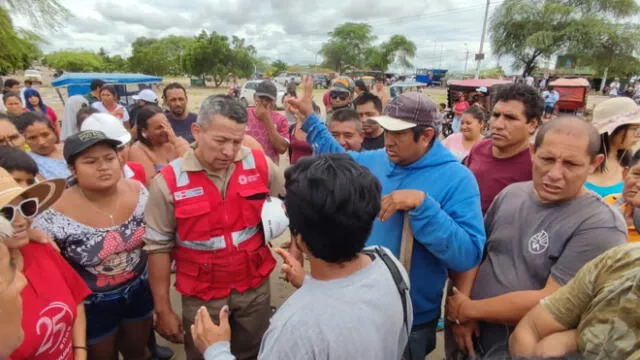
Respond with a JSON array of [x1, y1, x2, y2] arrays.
[[15, 70, 610, 359]]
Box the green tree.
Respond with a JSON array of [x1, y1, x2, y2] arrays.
[[480, 66, 506, 78], [320, 22, 416, 72], [321, 22, 376, 71], [43, 51, 104, 72], [367, 35, 417, 71], [95, 48, 129, 72], [271, 60, 288, 75], [490, 0, 640, 76], [568, 21, 640, 78], [182, 31, 254, 87], [128, 36, 192, 76], [0, 8, 42, 74]]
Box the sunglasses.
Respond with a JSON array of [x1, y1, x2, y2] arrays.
[[1, 198, 39, 223], [330, 93, 349, 101]]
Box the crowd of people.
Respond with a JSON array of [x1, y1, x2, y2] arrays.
[[0, 71, 639, 360]]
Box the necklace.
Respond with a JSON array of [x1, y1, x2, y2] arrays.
[[79, 188, 119, 226]]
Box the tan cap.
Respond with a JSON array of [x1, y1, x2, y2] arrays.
[[592, 97, 640, 135]]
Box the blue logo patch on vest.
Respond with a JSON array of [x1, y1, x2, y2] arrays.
[[174, 187, 205, 201]]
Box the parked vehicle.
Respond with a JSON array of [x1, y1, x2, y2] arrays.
[[239, 80, 286, 109], [273, 72, 302, 87], [24, 69, 42, 83], [389, 81, 429, 98], [416, 69, 448, 87], [51, 72, 162, 106], [313, 74, 329, 89], [446, 79, 511, 109], [548, 78, 589, 116]]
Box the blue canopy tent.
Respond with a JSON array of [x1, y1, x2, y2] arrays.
[[52, 72, 163, 105]]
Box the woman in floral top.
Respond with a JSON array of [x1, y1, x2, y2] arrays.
[[34, 130, 152, 360]]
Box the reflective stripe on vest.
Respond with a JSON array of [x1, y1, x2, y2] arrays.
[[169, 148, 257, 188], [169, 158, 189, 187], [177, 225, 260, 251], [242, 149, 256, 170]]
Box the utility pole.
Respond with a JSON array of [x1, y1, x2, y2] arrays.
[[433, 40, 437, 68], [464, 43, 469, 74], [475, 0, 490, 79]]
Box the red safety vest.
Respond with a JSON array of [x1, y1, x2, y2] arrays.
[[161, 149, 276, 300]]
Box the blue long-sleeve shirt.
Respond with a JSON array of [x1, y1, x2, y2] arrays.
[[302, 112, 486, 324]]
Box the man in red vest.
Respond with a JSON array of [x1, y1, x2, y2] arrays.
[[143, 94, 285, 360]]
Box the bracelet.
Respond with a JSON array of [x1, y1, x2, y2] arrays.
[[73, 346, 88, 351]]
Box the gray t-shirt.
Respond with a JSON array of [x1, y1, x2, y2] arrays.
[[470, 182, 627, 355], [473, 181, 627, 301], [204, 247, 412, 360]]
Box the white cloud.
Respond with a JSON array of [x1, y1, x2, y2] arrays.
[[13, 0, 512, 72]]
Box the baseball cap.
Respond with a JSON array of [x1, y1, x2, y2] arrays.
[[330, 76, 355, 93], [132, 89, 158, 104], [63, 130, 122, 163], [81, 113, 132, 144], [592, 97, 640, 135], [255, 80, 278, 100], [371, 92, 439, 131]]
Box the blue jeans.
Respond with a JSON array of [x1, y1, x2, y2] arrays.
[[404, 318, 438, 360], [84, 273, 154, 344], [452, 116, 462, 133]]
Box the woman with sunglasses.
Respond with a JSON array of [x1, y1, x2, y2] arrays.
[[33, 130, 153, 360], [0, 168, 91, 360]]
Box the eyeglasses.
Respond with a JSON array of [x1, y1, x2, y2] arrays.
[[1, 198, 39, 223], [0, 133, 22, 146], [330, 93, 349, 101]]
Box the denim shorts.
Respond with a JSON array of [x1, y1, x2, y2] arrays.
[[84, 273, 154, 344]]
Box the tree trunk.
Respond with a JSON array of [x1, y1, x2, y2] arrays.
[[600, 67, 608, 93], [214, 75, 224, 88], [522, 50, 542, 77]]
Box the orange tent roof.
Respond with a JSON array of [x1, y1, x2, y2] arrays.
[[549, 78, 590, 87]]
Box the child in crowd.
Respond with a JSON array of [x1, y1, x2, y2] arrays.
[[0, 146, 37, 186]]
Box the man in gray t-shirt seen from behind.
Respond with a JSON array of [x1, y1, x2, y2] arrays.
[[191, 153, 412, 360], [445, 116, 627, 358]]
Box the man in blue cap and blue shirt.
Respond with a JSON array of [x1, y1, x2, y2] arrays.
[[298, 76, 485, 359]]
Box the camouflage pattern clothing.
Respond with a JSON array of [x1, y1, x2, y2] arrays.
[[541, 243, 640, 359]]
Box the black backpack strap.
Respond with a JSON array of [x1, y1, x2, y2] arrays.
[[363, 246, 410, 336]]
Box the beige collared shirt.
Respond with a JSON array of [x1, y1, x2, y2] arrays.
[[143, 146, 285, 253]]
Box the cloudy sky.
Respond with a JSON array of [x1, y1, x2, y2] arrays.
[[14, 0, 517, 73]]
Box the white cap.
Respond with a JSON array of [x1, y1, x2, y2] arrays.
[[261, 197, 289, 242], [132, 89, 158, 103], [81, 113, 132, 144]]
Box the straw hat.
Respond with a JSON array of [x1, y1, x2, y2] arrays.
[[592, 97, 640, 135], [0, 168, 65, 214]]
